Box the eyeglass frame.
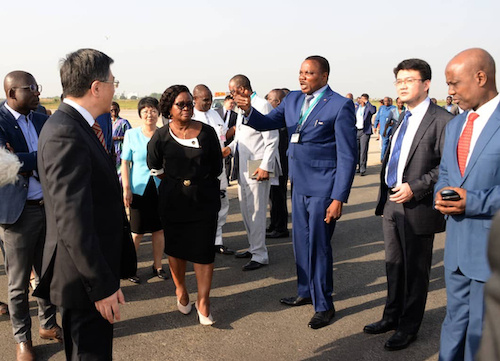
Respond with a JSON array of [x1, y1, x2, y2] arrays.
[[12, 84, 42, 93], [174, 102, 194, 110], [101, 80, 120, 89], [393, 78, 424, 87]]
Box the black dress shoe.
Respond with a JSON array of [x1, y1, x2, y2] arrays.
[[152, 266, 169, 280], [266, 230, 290, 239], [242, 260, 265, 271], [235, 250, 252, 258], [214, 245, 235, 255], [360, 171, 366, 176], [384, 331, 417, 351], [128, 275, 140, 284], [363, 319, 398, 334], [308, 308, 335, 329], [280, 296, 313, 306]]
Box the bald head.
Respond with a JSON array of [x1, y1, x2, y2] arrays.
[[193, 84, 212, 112], [445, 48, 498, 111], [3, 71, 40, 115]]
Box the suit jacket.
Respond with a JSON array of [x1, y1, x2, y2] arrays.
[[477, 211, 500, 360], [35, 102, 136, 309], [247, 86, 357, 202], [358, 102, 377, 134], [228, 94, 280, 184], [0, 104, 47, 224], [376, 102, 453, 234], [443, 104, 460, 116], [435, 103, 500, 282]]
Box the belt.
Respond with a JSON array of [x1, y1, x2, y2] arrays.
[[26, 199, 44, 206]]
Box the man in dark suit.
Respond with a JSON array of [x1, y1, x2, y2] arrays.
[[36, 48, 136, 360], [0, 71, 62, 360], [435, 48, 500, 361], [216, 95, 238, 181], [355, 93, 376, 175], [233, 55, 357, 329], [265, 89, 290, 238], [364, 59, 453, 351]]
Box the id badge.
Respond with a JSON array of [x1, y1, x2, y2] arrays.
[[291, 133, 300, 143]]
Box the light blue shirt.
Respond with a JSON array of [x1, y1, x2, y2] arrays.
[[121, 127, 160, 195], [5, 104, 43, 200]]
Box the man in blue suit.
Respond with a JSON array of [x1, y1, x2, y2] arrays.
[[0, 71, 61, 360], [233, 55, 357, 329], [435, 48, 500, 361]]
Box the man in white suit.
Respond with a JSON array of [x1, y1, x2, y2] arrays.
[[224, 74, 280, 271], [192, 84, 234, 256]]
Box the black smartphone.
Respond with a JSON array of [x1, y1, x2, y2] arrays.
[[441, 189, 461, 201]]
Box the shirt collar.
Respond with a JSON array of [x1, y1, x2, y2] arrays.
[[471, 93, 500, 121], [4, 103, 23, 120], [63, 98, 95, 127], [311, 85, 328, 99], [407, 97, 430, 118]]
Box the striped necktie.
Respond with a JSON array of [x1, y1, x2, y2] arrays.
[[91, 122, 108, 152], [386, 111, 412, 187], [457, 112, 479, 176]]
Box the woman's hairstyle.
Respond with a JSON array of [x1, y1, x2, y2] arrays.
[[159, 85, 191, 118], [137, 97, 159, 117]]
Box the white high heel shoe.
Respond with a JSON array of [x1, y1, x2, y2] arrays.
[[177, 299, 192, 315], [195, 302, 215, 326]]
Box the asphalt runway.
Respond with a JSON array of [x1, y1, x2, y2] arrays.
[[0, 136, 445, 360]]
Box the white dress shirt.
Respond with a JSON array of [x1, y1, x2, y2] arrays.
[[385, 97, 430, 187]]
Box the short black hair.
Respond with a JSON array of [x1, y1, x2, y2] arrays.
[[159, 85, 191, 118], [305, 55, 330, 76], [111, 101, 120, 111], [60, 48, 113, 98], [137, 97, 159, 117], [361, 93, 369, 99], [230, 74, 252, 92], [224, 95, 233, 101], [393, 58, 432, 81]]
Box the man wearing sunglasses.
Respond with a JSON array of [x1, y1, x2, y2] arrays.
[[0, 71, 62, 360]]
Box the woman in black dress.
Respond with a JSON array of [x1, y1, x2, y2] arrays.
[[147, 85, 222, 325]]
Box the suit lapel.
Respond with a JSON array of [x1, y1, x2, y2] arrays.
[[0, 105, 30, 151], [301, 86, 332, 130], [461, 106, 500, 183]]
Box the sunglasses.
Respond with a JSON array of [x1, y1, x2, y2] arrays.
[[13, 84, 42, 93], [175, 102, 194, 110]]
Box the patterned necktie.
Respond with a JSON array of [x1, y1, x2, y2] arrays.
[[386, 111, 412, 187], [457, 112, 479, 176], [92, 121, 108, 152]]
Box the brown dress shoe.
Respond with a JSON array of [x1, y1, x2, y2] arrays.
[[39, 324, 63, 343], [16, 341, 35, 361]]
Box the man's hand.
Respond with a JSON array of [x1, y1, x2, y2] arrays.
[[123, 187, 133, 208], [94, 289, 125, 324], [325, 200, 343, 224], [252, 168, 269, 181], [435, 187, 467, 215], [233, 93, 252, 114], [221, 147, 231, 158], [389, 182, 414, 203]]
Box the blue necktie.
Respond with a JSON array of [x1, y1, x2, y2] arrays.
[[386, 111, 412, 187]]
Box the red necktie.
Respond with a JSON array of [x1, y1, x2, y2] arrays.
[[457, 112, 479, 176], [91, 122, 108, 152]]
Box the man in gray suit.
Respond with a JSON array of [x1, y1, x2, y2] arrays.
[[364, 59, 453, 351], [223, 74, 280, 271]]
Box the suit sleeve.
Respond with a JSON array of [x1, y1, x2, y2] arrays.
[[331, 100, 357, 202], [40, 124, 119, 302], [0, 127, 37, 172], [247, 100, 287, 131]]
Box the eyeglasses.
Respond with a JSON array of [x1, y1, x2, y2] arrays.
[[174, 102, 194, 110], [394, 78, 423, 87], [140, 108, 159, 115], [101, 80, 120, 89], [13, 84, 42, 93]]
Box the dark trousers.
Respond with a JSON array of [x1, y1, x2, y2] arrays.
[[61, 307, 113, 361], [356, 129, 370, 173], [382, 199, 434, 335], [268, 168, 289, 233]]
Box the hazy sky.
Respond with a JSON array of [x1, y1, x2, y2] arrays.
[[2, 0, 499, 100]]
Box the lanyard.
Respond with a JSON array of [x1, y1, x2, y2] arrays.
[[296, 89, 326, 132]]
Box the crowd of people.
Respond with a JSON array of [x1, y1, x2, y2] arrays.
[[1, 47, 500, 361]]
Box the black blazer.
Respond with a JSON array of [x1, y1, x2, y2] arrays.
[[375, 102, 454, 235], [35, 102, 136, 309]]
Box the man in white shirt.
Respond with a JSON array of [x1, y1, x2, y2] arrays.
[[224, 74, 280, 271], [365, 59, 453, 351], [192, 84, 234, 255]]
